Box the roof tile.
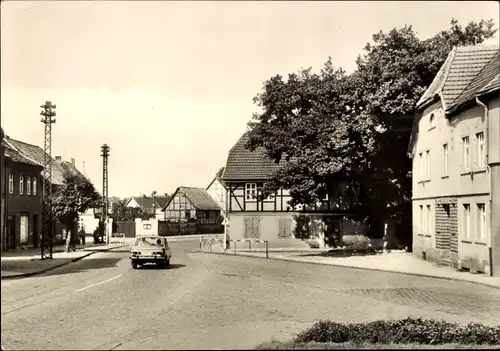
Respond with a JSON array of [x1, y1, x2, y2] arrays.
[[221, 133, 283, 181], [163, 187, 221, 211]]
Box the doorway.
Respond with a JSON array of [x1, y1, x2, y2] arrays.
[[20, 214, 29, 245], [7, 216, 15, 250]]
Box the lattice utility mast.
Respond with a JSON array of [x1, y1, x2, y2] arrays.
[[101, 144, 110, 244], [40, 101, 56, 260]]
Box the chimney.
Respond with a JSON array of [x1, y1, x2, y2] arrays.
[[55, 156, 62, 163], [71, 158, 75, 166]]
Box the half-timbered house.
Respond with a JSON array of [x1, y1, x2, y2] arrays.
[[206, 176, 227, 217], [221, 133, 358, 242], [161, 186, 223, 234]]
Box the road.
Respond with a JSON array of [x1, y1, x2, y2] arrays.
[[2, 239, 500, 350]]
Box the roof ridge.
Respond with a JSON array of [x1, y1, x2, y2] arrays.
[[449, 51, 499, 107], [438, 47, 458, 111], [6, 136, 41, 149]]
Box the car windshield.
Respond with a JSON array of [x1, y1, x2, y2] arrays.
[[135, 237, 164, 247]]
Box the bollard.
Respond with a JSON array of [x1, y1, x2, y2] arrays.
[[249, 241, 251, 251], [234, 241, 237, 255], [265, 240, 269, 258], [209, 239, 212, 252], [199, 237, 202, 251]]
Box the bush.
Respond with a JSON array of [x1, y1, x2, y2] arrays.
[[307, 238, 321, 249], [342, 235, 371, 250], [294, 318, 500, 345]]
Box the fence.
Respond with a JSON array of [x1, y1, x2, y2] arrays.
[[199, 236, 269, 259], [110, 233, 126, 244]]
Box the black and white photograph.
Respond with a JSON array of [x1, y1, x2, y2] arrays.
[[1, 1, 499, 349]]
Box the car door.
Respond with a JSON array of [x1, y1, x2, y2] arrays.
[[165, 239, 171, 258]]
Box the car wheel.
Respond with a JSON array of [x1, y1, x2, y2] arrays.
[[132, 262, 138, 269]]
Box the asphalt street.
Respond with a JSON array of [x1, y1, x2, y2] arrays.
[[2, 239, 500, 350]]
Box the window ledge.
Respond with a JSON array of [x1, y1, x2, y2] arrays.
[[473, 241, 488, 246], [460, 240, 473, 244], [424, 234, 432, 238], [418, 180, 431, 184], [441, 175, 449, 179], [473, 168, 487, 174], [460, 171, 472, 176], [428, 126, 436, 132]]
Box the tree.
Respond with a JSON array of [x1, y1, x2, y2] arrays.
[[246, 18, 496, 241], [51, 172, 101, 252]]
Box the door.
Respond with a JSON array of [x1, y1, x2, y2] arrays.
[[20, 215, 29, 245], [442, 204, 451, 263], [33, 214, 39, 248], [7, 216, 15, 250]]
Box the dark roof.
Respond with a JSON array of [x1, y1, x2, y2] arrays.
[[416, 45, 499, 115], [162, 187, 221, 211], [154, 195, 171, 208], [4, 141, 43, 168], [126, 196, 157, 211], [477, 73, 500, 97], [5, 136, 66, 184], [221, 133, 284, 181]]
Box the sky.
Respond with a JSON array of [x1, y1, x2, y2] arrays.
[[1, 1, 499, 198]]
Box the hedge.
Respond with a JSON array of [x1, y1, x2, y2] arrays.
[[294, 318, 500, 345]]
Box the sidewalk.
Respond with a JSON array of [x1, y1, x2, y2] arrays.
[[1, 243, 127, 280], [200, 247, 500, 289]]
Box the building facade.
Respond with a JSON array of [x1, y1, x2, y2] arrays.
[[409, 45, 499, 276], [3, 139, 44, 250], [206, 176, 227, 218], [221, 133, 357, 242], [161, 186, 223, 235]]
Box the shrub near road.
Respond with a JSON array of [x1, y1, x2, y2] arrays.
[[258, 318, 500, 349]]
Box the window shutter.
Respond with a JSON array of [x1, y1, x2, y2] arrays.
[[244, 218, 251, 238], [278, 219, 285, 238]]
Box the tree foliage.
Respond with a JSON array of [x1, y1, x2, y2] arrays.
[[50, 171, 101, 251], [246, 18, 496, 234], [110, 199, 151, 222]]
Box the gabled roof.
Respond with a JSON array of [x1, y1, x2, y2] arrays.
[[125, 196, 157, 211], [59, 160, 84, 177], [221, 133, 284, 181], [162, 186, 221, 211], [5, 136, 66, 184], [154, 195, 171, 209], [4, 140, 43, 168], [206, 176, 227, 191], [416, 45, 499, 115]]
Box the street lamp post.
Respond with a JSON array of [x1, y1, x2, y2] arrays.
[[101, 144, 110, 245]]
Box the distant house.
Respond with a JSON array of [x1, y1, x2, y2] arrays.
[[408, 45, 499, 276], [221, 133, 357, 242], [124, 194, 171, 220], [161, 186, 223, 235], [206, 176, 227, 217]]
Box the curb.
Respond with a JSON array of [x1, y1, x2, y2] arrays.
[[195, 250, 500, 290], [1, 245, 127, 281]]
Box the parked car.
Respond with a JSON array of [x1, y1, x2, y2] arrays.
[[130, 236, 171, 269]]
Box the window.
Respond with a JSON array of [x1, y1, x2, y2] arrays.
[[33, 177, 37, 195], [442, 144, 448, 176], [27, 177, 31, 195], [142, 223, 151, 230], [463, 204, 471, 240], [476, 132, 485, 167], [419, 205, 424, 233], [426, 205, 432, 234], [429, 113, 435, 129], [20, 176, 24, 195], [419, 153, 424, 180], [8, 174, 14, 194], [245, 183, 257, 201], [462, 136, 470, 170], [477, 204, 486, 242], [425, 150, 431, 179]]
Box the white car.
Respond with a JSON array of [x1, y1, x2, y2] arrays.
[[130, 236, 172, 269]]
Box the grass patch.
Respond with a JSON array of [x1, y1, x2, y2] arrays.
[[256, 318, 500, 349]]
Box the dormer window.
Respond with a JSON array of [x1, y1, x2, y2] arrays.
[[429, 113, 435, 129]]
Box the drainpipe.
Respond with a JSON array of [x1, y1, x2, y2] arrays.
[[476, 96, 493, 277]]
